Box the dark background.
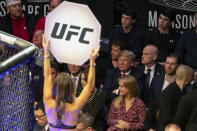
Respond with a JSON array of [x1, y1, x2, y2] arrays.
[[0, 0, 196, 37]]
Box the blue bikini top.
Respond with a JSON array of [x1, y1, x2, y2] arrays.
[[49, 120, 76, 129]]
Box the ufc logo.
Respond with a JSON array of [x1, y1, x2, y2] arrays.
[[51, 22, 94, 44]]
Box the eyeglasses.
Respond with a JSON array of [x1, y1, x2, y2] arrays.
[[35, 113, 46, 119], [75, 127, 87, 131]]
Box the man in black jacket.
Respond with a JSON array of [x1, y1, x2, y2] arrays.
[[175, 88, 197, 131], [157, 65, 193, 131], [108, 7, 144, 60], [145, 8, 180, 63], [0, 0, 36, 42], [175, 12, 197, 69]]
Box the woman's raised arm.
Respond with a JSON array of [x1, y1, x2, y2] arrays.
[[74, 46, 100, 109], [42, 35, 53, 106]]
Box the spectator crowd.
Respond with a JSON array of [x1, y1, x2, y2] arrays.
[[0, 0, 197, 131]]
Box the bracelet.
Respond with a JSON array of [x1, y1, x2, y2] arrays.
[[43, 46, 49, 51], [44, 55, 50, 58], [89, 63, 96, 67]]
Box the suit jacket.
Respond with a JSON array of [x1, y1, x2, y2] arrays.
[[103, 67, 146, 105], [157, 82, 186, 131], [68, 72, 83, 97], [76, 75, 83, 97], [34, 123, 50, 131], [144, 98, 159, 131], [135, 63, 165, 106], [175, 89, 197, 131], [151, 73, 165, 102]]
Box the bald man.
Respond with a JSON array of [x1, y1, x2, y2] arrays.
[[136, 45, 165, 106], [165, 124, 181, 131]]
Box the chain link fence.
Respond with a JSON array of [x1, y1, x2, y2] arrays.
[[0, 45, 35, 131]]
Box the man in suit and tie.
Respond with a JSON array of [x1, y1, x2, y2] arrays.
[[96, 39, 128, 87], [67, 64, 83, 97], [144, 54, 180, 131], [104, 50, 145, 105], [136, 44, 165, 106], [34, 101, 49, 131]]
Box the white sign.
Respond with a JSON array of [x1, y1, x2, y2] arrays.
[[45, 1, 101, 65]]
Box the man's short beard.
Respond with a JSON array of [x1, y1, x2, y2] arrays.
[[167, 71, 176, 76]]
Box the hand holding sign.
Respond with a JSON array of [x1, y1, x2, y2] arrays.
[[45, 1, 101, 65], [42, 34, 49, 51], [90, 45, 100, 63]]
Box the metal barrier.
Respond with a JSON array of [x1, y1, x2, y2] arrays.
[[0, 31, 37, 131]]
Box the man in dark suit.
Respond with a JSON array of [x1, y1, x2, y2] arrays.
[[175, 88, 197, 131], [144, 54, 180, 131], [157, 65, 193, 131], [136, 45, 165, 106], [33, 60, 59, 102], [103, 50, 145, 105], [34, 101, 49, 131], [151, 54, 180, 100], [67, 64, 83, 97], [96, 39, 128, 87]]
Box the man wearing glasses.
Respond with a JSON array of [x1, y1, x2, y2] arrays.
[[76, 112, 95, 131], [34, 101, 49, 131]]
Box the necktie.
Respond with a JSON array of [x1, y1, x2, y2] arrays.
[[122, 73, 126, 77], [145, 68, 151, 87], [72, 77, 77, 87]]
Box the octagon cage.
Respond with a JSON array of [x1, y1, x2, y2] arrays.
[[0, 31, 37, 131]]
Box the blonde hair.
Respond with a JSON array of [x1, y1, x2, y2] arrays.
[[114, 75, 138, 108], [175, 65, 192, 80], [119, 50, 135, 62]]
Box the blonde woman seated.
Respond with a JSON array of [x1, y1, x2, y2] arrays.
[[42, 35, 100, 131], [107, 75, 146, 131]]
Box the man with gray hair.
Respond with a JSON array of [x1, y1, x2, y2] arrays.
[[157, 65, 193, 131], [104, 50, 145, 105], [0, 0, 36, 41], [76, 112, 95, 131]]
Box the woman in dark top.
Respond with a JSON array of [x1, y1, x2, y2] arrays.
[[80, 68, 106, 119]]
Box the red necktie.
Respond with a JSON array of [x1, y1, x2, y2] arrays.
[[122, 73, 126, 77]]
